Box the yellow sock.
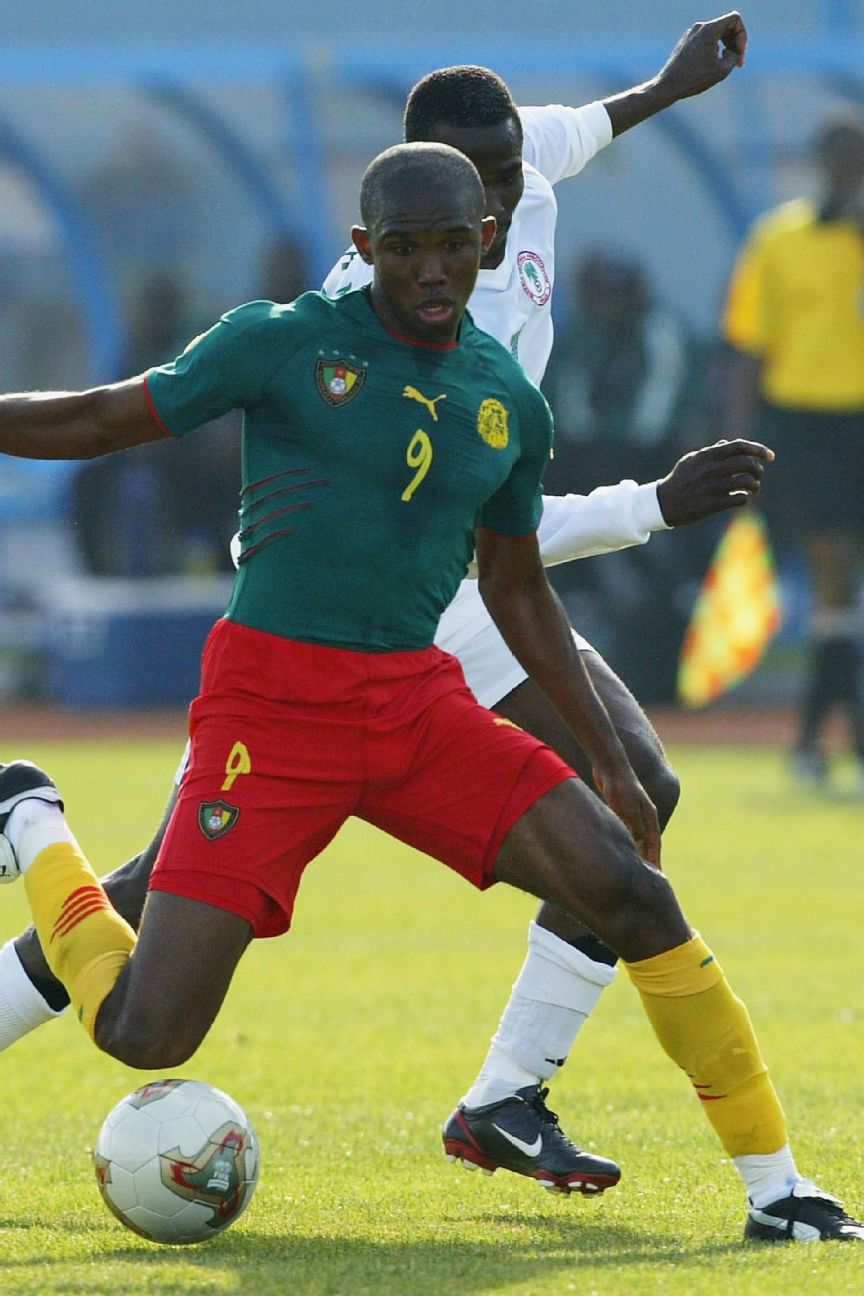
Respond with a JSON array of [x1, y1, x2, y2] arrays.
[[626, 933, 788, 1157], [24, 842, 136, 1043]]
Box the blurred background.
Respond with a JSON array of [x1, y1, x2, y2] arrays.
[[0, 1, 861, 729]]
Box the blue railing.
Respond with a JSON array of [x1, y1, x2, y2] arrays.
[[0, 38, 859, 389]]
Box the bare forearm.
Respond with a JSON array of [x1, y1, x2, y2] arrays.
[[603, 80, 680, 138], [476, 527, 661, 860], [0, 378, 162, 459], [480, 573, 626, 768]]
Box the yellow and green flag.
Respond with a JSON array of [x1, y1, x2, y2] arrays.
[[677, 511, 782, 708]]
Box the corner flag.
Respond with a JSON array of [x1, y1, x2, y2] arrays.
[[677, 511, 782, 708]]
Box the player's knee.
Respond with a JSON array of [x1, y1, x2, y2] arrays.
[[101, 1032, 198, 1071], [586, 829, 686, 955], [648, 759, 680, 832], [96, 1010, 201, 1071], [627, 741, 680, 833], [618, 862, 687, 956]]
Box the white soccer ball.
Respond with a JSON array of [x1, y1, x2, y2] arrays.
[[93, 1078, 260, 1245]]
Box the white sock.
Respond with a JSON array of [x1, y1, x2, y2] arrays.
[[5, 800, 76, 872], [461, 921, 616, 1108], [735, 1144, 803, 1209], [0, 938, 66, 1051]]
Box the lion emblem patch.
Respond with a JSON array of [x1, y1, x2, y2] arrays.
[[477, 399, 510, 449]]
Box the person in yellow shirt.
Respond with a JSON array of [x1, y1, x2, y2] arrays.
[[722, 115, 864, 789]]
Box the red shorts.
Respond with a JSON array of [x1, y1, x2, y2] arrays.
[[149, 619, 574, 937]]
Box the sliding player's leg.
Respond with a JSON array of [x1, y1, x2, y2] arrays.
[[0, 761, 249, 1067], [0, 782, 177, 1050]]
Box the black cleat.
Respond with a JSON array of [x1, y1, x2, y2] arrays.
[[745, 1183, 864, 1243], [0, 761, 63, 882], [442, 1084, 620, 1196]]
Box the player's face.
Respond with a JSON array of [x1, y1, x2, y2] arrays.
[[353, 186, 497, 345], [427, 117, 524, 270]]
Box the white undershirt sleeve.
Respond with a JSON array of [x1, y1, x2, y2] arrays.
[[519, 102, 613, 186], [535, 482, 668, 568]]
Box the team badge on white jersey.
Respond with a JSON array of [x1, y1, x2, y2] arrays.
[[517, 251, 551, 306]]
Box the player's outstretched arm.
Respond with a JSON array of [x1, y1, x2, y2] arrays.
[[655, 437, 772, 525], [528, 436, 771, 571], [476, 525, 661, 864], [0, 375, 163, 460], [602, 13, 747, 138]]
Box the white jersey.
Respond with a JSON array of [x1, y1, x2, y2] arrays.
[[323, 101, 612, 386], [316, 101, 673, 707]]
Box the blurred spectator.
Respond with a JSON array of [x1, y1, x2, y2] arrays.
[[72, 272, 240, 576], [77, 123, 203, 293], [542, 248, 716, 703], [259, 234, 311, 301], [543, 249, 710, 489], [721, 114, 864, 790], [71, 236, 311, 579]]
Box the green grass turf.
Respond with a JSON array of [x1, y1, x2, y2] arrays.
[[0, 738, 862, 1295]]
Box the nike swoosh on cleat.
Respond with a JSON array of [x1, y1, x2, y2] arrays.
[[491, 1124, 543, 1157]]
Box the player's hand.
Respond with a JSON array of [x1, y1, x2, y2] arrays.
[[655, 13, 748, 101], [592, 761, 662, 868], [656, 438, 774, 527]]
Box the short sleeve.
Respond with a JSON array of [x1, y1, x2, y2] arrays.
[[146, 300, 282, 437], [722, 231, 768, 356], [519, 103, 613, 186], [479, 389, 553, 536]]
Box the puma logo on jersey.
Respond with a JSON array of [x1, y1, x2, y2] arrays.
[[403, 386, 447, 421]]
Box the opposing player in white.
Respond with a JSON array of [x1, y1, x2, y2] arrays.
[[5, 13, 845, 1244]]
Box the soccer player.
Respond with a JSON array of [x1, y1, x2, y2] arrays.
[[325, 18, 758, 1186], [0, 12, 782, 1189], [0, 143, 861, 1244]]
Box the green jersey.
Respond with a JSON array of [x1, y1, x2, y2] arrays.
[[146, 288, 553, 651]]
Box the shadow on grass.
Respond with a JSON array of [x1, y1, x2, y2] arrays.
[[0, 1210, 747, 1294]]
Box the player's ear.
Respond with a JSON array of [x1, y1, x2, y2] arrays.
[[480, 216, 497, 255], [351, 226, 373, 265]]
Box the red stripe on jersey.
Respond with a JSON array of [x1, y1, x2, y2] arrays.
[[142, 375, 175, 438]]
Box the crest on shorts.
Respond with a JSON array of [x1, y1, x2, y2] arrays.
[[315, 358, 366, 406], [198, 800, 240, 840], [477, 398, 510, 449]]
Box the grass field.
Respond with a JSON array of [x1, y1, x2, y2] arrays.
[[1, 736, 862, 1295]]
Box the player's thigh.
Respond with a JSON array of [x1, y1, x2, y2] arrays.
[[96, 890, 252, 1066], [494, 653, 679, 825], [360, 684, 571, 890]]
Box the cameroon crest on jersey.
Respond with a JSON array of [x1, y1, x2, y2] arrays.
[[315, 358, 367, 406]]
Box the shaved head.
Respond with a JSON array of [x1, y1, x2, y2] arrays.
[[359, 142, 484, 233]]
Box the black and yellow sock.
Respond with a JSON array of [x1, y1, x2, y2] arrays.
[[24, 842, 136, 1043], [626, 933, 787, 1158]]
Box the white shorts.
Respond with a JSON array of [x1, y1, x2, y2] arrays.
[[434, 579, 593, 708]]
